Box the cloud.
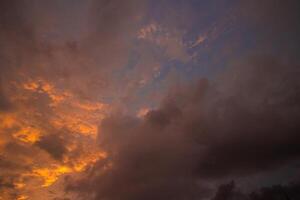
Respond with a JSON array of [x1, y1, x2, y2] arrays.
[[137, 22, 189, 62], [35, 134, 67, 161], [191, 35, 207, 48], [0, 0, 147, 198], [0, 0, 146, 102], [1, 0, 299, 199], [65, 54, 300, 200], [212, 181, 300, 200], [237, 0, 300, 29], [0, 86, 12, 112]]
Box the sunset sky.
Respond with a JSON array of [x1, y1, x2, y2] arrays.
[[0, 0, 300, 200]]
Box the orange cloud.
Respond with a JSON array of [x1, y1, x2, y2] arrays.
[[13, 127, 41, 143], [0, 77, 109, 198]]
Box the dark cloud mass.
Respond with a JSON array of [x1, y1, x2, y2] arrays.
[[212, 181, 300, 200], [54, 0, 300, 199], [0, 0, 300, 199], [35, 134, 67, 160], [66, 56, 300, 199]]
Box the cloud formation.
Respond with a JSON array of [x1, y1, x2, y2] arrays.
[[212, 181, 300, 200], [66, 55, 300, 199], [0, 0, 300, 199], [0, 0, 146, 199], [35, 134, 67, 161]]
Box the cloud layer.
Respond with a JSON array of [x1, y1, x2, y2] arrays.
[[66, 55, 300, 199], [0, 0, 300, 199]]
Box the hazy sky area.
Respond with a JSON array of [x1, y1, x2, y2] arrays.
[[0, 0, 300, 199]]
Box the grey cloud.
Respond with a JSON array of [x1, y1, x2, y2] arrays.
[[0, 0, 147, 102], [36, 134, 67, 160], [212, 181, 300, 200], [0, 1, 299, 199], [65, 55, 300, 200], [0, 86, 12, 112], [0, 1, 148, 198]]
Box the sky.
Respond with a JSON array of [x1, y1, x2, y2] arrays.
[[0, 0, 300, 199]]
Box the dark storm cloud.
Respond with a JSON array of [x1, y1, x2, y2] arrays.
[[66, 55, 300, 200], [212, 181, 246, 200], [212, 181, 300, 200], [36, 134, 67, 160], [63, 2, 300, 198], [195, 57, 300, 178], [0, 0, 299, 199]]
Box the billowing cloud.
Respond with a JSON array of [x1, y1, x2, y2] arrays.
[[1, 0, 299, 200], [35, 134, 67, 161], [212, 181, 300, 200], [65, 55, 300, 199]]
